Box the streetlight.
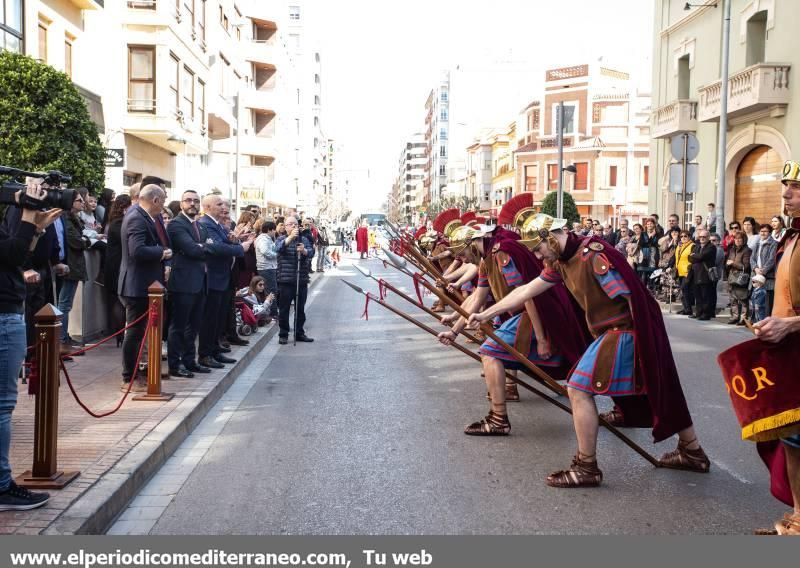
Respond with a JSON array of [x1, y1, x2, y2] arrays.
[[684, 0, 726, 235]]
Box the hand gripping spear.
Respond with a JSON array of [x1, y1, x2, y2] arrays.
[[352, 263, 483, 344], [380, 252, 660, 467], [341, 279, 573, 417]]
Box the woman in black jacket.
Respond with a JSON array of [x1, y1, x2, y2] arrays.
[[724, 231, 751, 325], [104, 195, 131, 343]]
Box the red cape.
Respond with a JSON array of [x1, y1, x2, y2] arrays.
[[355, 227, 369, 253], [566, 234, 694, 442]]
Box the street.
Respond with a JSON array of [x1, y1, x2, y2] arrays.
[[109, 255, 781, 535]]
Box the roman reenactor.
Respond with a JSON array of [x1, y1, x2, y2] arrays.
[[469, 213, 710, 487], [438, 194, 589, 435], [428, 209, 462, 312]]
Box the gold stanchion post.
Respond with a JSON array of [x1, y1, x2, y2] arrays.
[[133, 282, 174, 402], [16, 304, 79, 489]]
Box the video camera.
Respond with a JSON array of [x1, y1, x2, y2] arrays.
[[0, 165, 76, 211]]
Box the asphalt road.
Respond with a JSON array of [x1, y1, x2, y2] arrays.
[[132, 255, 782, 535]]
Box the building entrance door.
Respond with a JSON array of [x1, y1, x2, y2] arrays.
[[734, 145, 783, 225]]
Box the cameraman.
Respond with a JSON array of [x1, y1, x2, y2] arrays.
[[0, 180, 62, 511], [275, 216, 314, 345]]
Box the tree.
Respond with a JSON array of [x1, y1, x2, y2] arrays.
[[0, 51, 105, 191], [540, 191, 580, 224], [427, 195, 479, 218]]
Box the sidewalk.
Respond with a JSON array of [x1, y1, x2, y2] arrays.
[[0, 274, 320, 535]]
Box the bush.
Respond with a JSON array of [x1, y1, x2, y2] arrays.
[[540, 191, 580, 224], [0, 51, 105, 191]]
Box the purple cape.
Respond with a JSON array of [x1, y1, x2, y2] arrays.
[[485, 229, 590, 370], [563, 233, 694, 442]]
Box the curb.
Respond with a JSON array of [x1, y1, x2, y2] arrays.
[[44, 274, 322, 535]]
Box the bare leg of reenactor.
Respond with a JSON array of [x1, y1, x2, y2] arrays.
[[465, 356, 510, 435]]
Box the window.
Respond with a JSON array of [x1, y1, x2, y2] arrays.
[[1, 0, 23, 52], [289, 5, 300, 20], [439, 165, 446, 176], [441, 92, 448, 102], [169, 53, 180, 110], [440, 128, 448, 140], [198, 0, 206, 44], [524, 165, 538, 193], [439, 145, 446, 158], [182, 66, 195, 120], [314, 95, 320, 105], [184, 0, 194, 29], [574, 162, 588, 190], [547, 164, 559, 190], [64, 39, 73, 78], [128, 46, 156, 112], [38, 23, 48, 62], [746, 11, 767, 66], [677, 55, 690, 100], [440, 109, 448, 121], [197, 79, 205, 129], [314, 73, 320, 84], [313, 116, 319, 127], [643, 165, 649, 187], [609, 165, 618, 187], [219, 54, 230, 96]]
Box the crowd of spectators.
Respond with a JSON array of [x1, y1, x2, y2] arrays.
[[571, 202, 787, 324]]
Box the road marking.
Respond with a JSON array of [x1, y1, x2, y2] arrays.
[[710, 458, 753, 484], [108, 277, 327, 535]]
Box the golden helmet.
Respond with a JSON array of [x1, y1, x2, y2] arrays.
[[447, 225, 481, 255], [781, 160, 800, 185], [419, 231, 438, 251], [518, 213, 568, 250]]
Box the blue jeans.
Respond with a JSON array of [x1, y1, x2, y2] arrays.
[[57, 279, 80, 342], [0, 313, 26, 491]]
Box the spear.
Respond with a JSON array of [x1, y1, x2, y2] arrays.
[[403, 271, 661, 467], [352, 263, 483, 344], [340, 279, 573, 416]]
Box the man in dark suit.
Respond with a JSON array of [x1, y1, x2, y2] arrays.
[[688, 228, 717, 321], [118, 184, 172, 390], [166, 190, 212, 377], [197, 194, 252, 368]]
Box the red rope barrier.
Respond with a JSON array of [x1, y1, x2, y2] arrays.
[[60, 311, 149, 358], [58, 308, 152, 418]]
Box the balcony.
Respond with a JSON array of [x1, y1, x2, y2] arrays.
[[698, 63, 791, 122], [124, 99, 208, 154], [69, 0, 103, 8], [651, 99, 698, 139], [242, 41, 276, 67], [241, 88, 277, 114], [207, 95, 235, 140], [213, 134, 276, 159]]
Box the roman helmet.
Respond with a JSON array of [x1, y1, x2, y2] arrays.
[[782, 160, 800, 185], [497, 193, 537, 232], [518, 213, 568, 250], [432, 208, 463, 241]]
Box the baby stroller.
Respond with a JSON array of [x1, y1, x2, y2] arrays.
[[235, 299, 258, 337]]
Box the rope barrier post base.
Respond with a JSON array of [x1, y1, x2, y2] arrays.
[[134, 282, 174, 402], [16, 305, 80, 490]]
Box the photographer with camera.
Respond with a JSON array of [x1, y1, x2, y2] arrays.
[[0, 179, 64, 511], [275, 216, 314, 345]]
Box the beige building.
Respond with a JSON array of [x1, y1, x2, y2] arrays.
[[650, 0, 796, 228], [514, 64, 650, 224]]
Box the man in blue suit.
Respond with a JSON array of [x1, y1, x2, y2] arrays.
[[197, 194, 253, 368], [166, 190, 213, 377], [118, 185, 171, 390]]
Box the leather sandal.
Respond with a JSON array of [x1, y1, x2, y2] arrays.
[[464, 411, 510, 436], [486, 383, 520, 402], [546, 453, 603, 488], [658, 439, 711, 473], [775, 512, 800, 536], [598, 409, 625, 427]]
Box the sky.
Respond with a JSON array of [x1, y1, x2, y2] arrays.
[[306, 0, 655, 212]]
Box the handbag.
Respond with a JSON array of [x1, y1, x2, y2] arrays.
[[728, 270, 749, 287], [707, 265, 720, 282]]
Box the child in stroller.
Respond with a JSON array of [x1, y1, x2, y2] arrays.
[[236, 276, 275, 335]]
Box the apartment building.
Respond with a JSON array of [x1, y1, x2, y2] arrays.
[[394, 133, 426, 224], [489, 123, 516, 214], [514, 63, 651, 224], [422, 73, 449, 207], [284, 0, 326, 217], [650, 0, 798, 227], [465, 134, 493, 210]]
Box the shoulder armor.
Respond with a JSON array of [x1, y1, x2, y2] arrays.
[[588, 242, 604, 252], [495, 251, 511, 267], [592, 253, 611, 275]]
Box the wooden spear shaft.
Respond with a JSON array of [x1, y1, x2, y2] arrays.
[[412, 272, 661, 468], [349, 285, 573, 416]]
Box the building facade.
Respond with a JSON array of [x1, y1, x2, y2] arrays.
[[2, 1, 324, 216], [514, 63, 651, 224], [393, 133, 426, 224], [422, 73, 449, 207], [650, 0, 797, 229]]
